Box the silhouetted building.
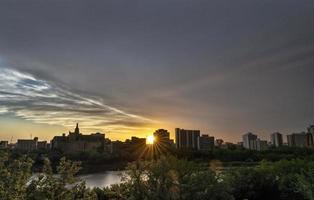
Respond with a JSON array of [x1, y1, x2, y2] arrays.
[[16, 137, 38, 151], [256, 139, 268, 151], [242, 132, 257, 150], [222, 142, 240, 150], [270, 132, 283, 147], [175, 128, 200, 149], [51, 123, 105, 154], [197, 135, 214, 151], [0, 141, 8, 149], [37, 141, 48, 149], [107, 141, 123, 154], [153, 129, 172, 147], [287, 132, 311, 148], [8, 143, 15, 150], [307, 125, 314, 146], [124, 137, 146, 150], [237, 142, 244, 147], [130, 137, 146, 146], [123, 137, 147, 158]]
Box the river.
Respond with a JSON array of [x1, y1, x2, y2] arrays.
[[79, 171, 124, 188]]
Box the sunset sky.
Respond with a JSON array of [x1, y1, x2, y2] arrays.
[[0, 0, 314, 142]]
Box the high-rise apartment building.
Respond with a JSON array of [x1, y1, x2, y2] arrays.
[[256, 139, 268, 151], [287, 132, 311, 148], [175, 128, 200, 149], [270, 132, 283, 147], [242, 132, 258, 150], [197, 135, 214, 151]]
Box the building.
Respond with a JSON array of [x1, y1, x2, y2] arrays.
[[154, 129, 170, 141], [307, 125, 314, 146], [37, 141, 48, 149], [124, 137, 147, 158], [197, 135, 214, 151], [8, 144, 15, 150], [0, 141, 8, 149], [16, 137, 38, 151], [242, 132, 258, 150], [270, 132, 283, 147], [129, 137, 146, 146], [51, 123, 105, 154], [256, 139, 268, 151], [175, 128, 200, 149], [287, 132, 311, 148], [222, 142, 239, 150], [286, 126, 314, 148], [237, 142, 243, 147], [153, 129, 172, 147], [287, 134, 293, 146], [107, 141, 123, 154]]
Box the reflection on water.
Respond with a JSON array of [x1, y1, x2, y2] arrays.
[[79, 171, 124, 188]]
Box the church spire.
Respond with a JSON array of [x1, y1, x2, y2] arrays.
[[74, 123, 80, 134]]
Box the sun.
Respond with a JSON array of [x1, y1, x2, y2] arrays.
[[146, 135, 155, 145]]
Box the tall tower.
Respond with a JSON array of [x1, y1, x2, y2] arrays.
[[74, 123, 80, 134]]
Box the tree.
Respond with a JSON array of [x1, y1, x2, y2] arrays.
[[27, 157, 97, 200], [0, 152, 33, 200], [104, 156, 233, 200]]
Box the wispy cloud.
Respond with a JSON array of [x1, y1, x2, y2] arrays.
[[0, 67, 155, 133]]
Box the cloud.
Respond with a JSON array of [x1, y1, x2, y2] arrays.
[[0, 67, 155, 133]]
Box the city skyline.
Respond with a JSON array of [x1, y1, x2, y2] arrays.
[[2, 121, 314, 146], [1, 0, 314, 142]]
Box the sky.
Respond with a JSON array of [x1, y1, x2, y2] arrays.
[[0, 0, 314, 142]]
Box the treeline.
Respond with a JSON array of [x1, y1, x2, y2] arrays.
[[1, 151, 314, 200], [176, 146, 314, 163], [9, 149, 128, 174], [8, 145, 314, 174]]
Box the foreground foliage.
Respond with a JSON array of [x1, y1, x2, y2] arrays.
[[0, 150, 314, 200], [0, 152, 96, 200]]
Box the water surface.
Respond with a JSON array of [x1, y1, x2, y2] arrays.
[[79, 171, 124, 188]]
